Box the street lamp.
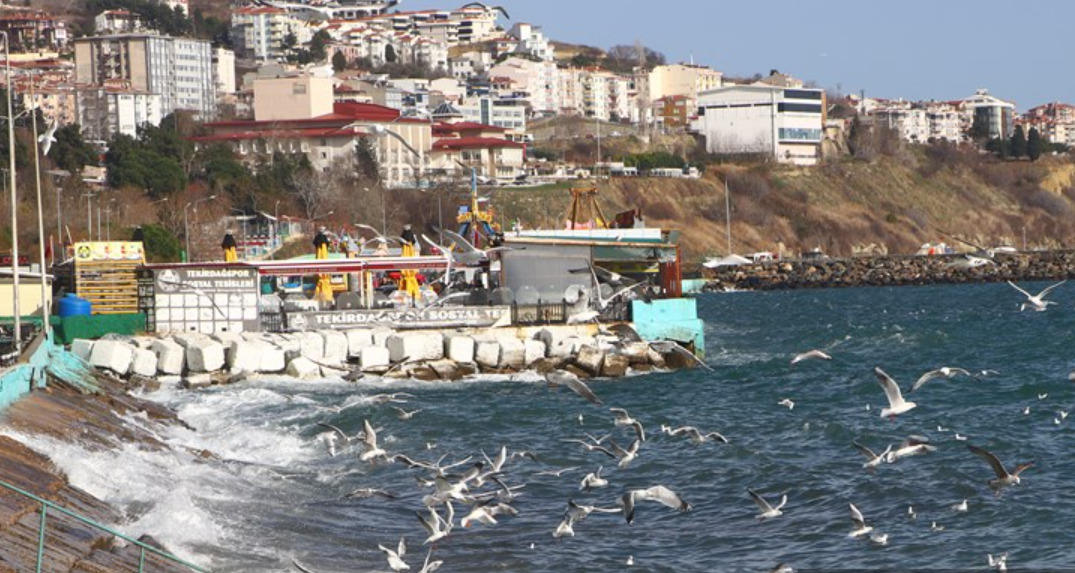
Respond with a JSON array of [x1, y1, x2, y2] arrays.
[[0, 32, 21, 349], [183, 194, 216, 262]]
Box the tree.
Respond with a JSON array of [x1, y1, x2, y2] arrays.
[[332, 50, 348, 73], [281, 30, 297, 53], [1009, 125, 1027, 158], [139, 223, 182, 262], [49, 124, 98, 173], [309, 30, 332, 61], [384, 44, 397, 64], [1027, 127, 1043, 161], [968, 113, 990, 143]]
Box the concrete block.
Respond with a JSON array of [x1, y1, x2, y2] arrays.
[[320, 364, 349, 378], [574, 345, 605, 377], [89, 340, 133, 375], [601, 353, 630, 378], [595, 335, 620, 352], [621, 342, 651, 365], [387, 331, 444, 363], [226, 341, 262, 373], [181, 373, 212, 389], [320, 331, 349, 364], [298, 332, 324, 361], [475, 341, 501, 369], [524, 339, 546, 366], [497, 337, 526, 369], [444, 335, 475, 363], [373, 329, 394, 347], [172, 333, 209, 349], [130, 348, 158, 378], [647, 348, 667, 369], [345, 329, 374, 357], [285, 357, 321, 380], [360, 346, 391, 370], [211, 332, 244, 346], [185, 339, 225, 373], [70, 339, 94, 361], [548, 338, 577, 359], [150, 339, 185, 375], [258, 343, 286, 373]]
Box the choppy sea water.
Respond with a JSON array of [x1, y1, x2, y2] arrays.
[[7, 282, 1075, 572]]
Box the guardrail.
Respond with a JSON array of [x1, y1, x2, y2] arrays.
[[0, 479, 209, 573]]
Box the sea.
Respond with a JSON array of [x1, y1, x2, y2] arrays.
[[6, 282, 1075, 572]]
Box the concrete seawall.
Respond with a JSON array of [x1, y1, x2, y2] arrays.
[[703, 251, 1075, 291]]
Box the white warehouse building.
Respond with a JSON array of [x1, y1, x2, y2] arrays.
[[694, 85, 825, 166]]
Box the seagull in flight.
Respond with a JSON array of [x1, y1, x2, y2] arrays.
[[852, 440, 892, 471], [662, 425, 728, 445], [748, 489, 787, 519], [378, 537, 409, 571], [874, 367, 917, 418], [987, 553, 1008, 572], [910, 367, 976, 392], [38, 120, 59, 156], [778, 398, 795, 410], [620, 485, 691, 524], [343, 488, 397, 500], [791, 349, 832, 364], [416, 503, 454, 544], [1007, 280, 1066, 311], [393, 406, 423, 421], [967, 444, 1033, 492], [611, 408, 646, 441], [848, 503, 873, 538], [579, 466, 609, 491], [546, 370, 603, 406], [359, 419, 388, 462], [886, 435, 937, 463]]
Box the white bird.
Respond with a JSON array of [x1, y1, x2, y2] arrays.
[[1060, 410, 1069, 420], [579, 466, 608, 491], [625, 555, 634, 566], [393, 406, 423, 421], [748, 489, 787, 519], [1054, 417, 1062, 426], [853, 441, 892, 471], [416, 503, 454, 544], [907, 505, 917, 520], [1039, 393, 1049, 400], [38, 120, 58, 156], [546, 370, 603, 406], [565, 499, 620, 522], [460, 502, 503, 528], [967, 444, 1033, 491], [1023, 406, 1031, 415], [778, 398, 795, 410], [987, 553, 1008, 572], [931, 521, 945, 532], [577, 412, 584, 425], [536, 466, 579, 478], [359, 419, 387, 462], [848, 503, 873, 538], [791, 349, 832, 364], [874, 367, 917, 418], [1007, 279, 1066, 311], [552, 516, 576, 539], [417, 548, 442, 573], [869, 532, 889, 546], [937, 425, 949, 432], [663, 425, 728, 445], [886, 435, 937, 463], [952, 499, 968, 513], [770, 565, 795, 573], [954, 433, 968, 441], [606, 438, 641, 469], [343, 488, 397, 501], [378, 537, 409, 572], [611, 408, 646, 441], [620, 485, 691, 525], [910, 366, 975, 392]]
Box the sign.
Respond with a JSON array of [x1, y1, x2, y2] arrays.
[[290, 306, 511, 331], [154, 268, 258, 293], [146, 267, 261, 334], [73, 241, 145, 263], [0, 254, 30, 266]]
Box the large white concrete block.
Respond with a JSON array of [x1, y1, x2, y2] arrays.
[[497, 337, 526, 369], [89, 340, 133, 375], [285, 357, 321, 380], [211, 332, 244, 346], [258, 343, 286, 373], [70, 339, 94, 362], [524, 339, 547, 366], [387, 332, 444, 363], [360, 346, 391, 370], [475, 341, 501, 369], [444, 335, 475, 363], [373, 329, 394, 347], [150, 339, 185, 375], [320, 330, 349, 364], [186, 339, 225, 373], [345, 329, 374, 357], [574, 345, 605, 377], [548, 337, 577, 359], [298, 332, 324, 361], [130, 348, 158, 378], [226, 340, 261, 373], [181, 373, 212, 389], [621, 342, 651, 364]]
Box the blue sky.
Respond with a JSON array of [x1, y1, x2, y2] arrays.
[[403, 0, 1073, 109]]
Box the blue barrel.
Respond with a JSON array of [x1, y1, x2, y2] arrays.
[[57, 293, 92, 317]]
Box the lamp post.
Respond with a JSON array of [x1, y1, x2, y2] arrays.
[[2, 32, 21, 349], [27, 74, 48, 336], [183, 194, 216, 262], [272, 199, 281, 259], [82, 191, 95, 239]]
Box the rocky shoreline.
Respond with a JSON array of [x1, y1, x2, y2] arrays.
[[702, 251, 1075, 291]]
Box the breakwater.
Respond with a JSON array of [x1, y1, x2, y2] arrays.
[[703, 251, 1075, 291]]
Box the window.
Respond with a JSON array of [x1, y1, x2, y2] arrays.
[[778, 102, 822, 114], [778, 127, 822, 141], [293, 83, 307, 95]]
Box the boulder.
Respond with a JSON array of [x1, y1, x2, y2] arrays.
[[524, 339, 546, 367], [407, 365, 440, 381], [497, 337, 526, 369], [130, 348, 158, 378], [647, 349, 667, 369], [475, 341, 501, 369], [320, 364, 349, 378], [373, 329, 394, 347], [360, 346, 391, 370], [621, 342, 651, 365], [573, 345, 605, 377], [455, 362, 479, 377], [210, 332, 243, 346], [257, 343, 287, 373], [444, 335, 476, 363], [150, 339, 185, 375], [181, 373, 212, 389], [547, 337, 577, 359], [298, 332, 324, 361], [345, 329, 374, 357], [428, 359, 466, 381], [185, 339, 225, 373], [226, 340, 262, 373], [387, 331, 444, 363], [285, 357, 321, 380], [70, 339, 94, 361], [601, 354, 631, 378], [89, 340, 134, 375], [320, 330, 349, 364]]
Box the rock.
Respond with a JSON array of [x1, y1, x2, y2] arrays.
[[407, 365, 440, 381], [662, 347, 694, 370], [428, 359, 466, 381], [497, 337, 526, 369], [573, 345, 605, 377], [320, 330, 349, 364], [181, 373, 212, 389], [475, 341, 501, 369], [621, 342, 651, 365], [210, 332, 243, 346], [128, 374, 161, 392], [529, 357, 562, 375], [70, 339, 94, 361], [360, 346, 391, 370], [524, 339, 546, 366], [647, 349, 667, 369], [226, 341, 262, 373], [454, 362, 478, 377], [89, 340, 134, 375], [298, 332, 324, 361], [444, 335, 476, 363], [373, 329, 394, 347], [387, 332, 444, 363], [547, 337, 577, 359], [320, 364, 349, 378], [345, 329, 374, 357], [258, 343, 286, 373], [601, 354, 631, 378], [130, 348, 158, 378], [185, 339, 225, 373], [564, 363, 591, 379], [285, 357, 321, 380]]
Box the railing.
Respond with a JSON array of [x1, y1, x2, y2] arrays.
[[0, 479, 210, 573], [511, 301, 568, 326]]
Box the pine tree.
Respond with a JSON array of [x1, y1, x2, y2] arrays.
[[1027, 127, 1043, 161], [332, 50, 348, 73], [1010, 125, 1027, 158]]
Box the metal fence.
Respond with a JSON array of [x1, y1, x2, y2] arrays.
[[511, 301, 568, 326], [258, 311, 286, 333], [0, 479, 210, 573]]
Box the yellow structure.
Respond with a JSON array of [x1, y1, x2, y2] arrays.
[[399, 243, 420, 299], [314, 241, 334, 304], [223, 246, 238, 262]]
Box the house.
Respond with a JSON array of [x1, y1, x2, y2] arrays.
[[430, 122, 525, 182], [960, 89, 1015, 141], [230, 5, 304, 62], [94, 10, 145, 34], [0, 11, 67, 52], [654, 95, 693, 128]]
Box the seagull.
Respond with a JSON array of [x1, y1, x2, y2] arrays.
[[343, 488, 397, 500], [378, 537, 409, 572], [577, 412, 584, 425], [565, 499, 620, 522], [663, 425, 728, 445], [552, 515, 576, 539], [748, 489, 787, 519], [987, 553, 1008, 572], [791, 349, 832, 364], [620, 485, 691, 525], [38, 120, 58, 156], [460, 500, 515, 528], [1060, 410, 1069, 420], [937, 425, 949, 432], [626, 555, 634, 566], [649, 340, 713, 371], [874, 367, 917, 418], [952, 499, 968, 513], [848, 503, 873, 538], [417, 503, 454, 544], [967, 444, 1033, 491], [562, 433, 613, 455], [910, 367, 976, 392], [954, 433, 968, 441], [770, 565, 795, 573], [931, 521, 945, 532], [393, 406, 423, 421], [869, 533, 889, 546], [606, 438, 642, 469], [907, 505, 917, 520], [1007, 279, 1066, 311], [369, 392, 416, 404], [886, 435, 937, 463], [778, 398, 795, 410], [359, 419, 387, 462], [1023, 406, 1031, 415], [536, 466, 579, 478], [546, 370, 603, 406], [611, 408, 646, 441], [417, 548, 442, 573], [292, 559, 320, 573], [853, 441, 892, 471], [1038, 393, 1048, 400], [579, 466, 609, 491]]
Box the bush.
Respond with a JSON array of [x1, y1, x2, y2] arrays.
[[139, 224, 182, 262]]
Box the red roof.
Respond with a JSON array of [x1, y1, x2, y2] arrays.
[[204, 102, 424, 130], [190, 126, 372, 143], [432, 121, 505, 134], [233, 5, 287, 16], [432, 137, 523, 151]]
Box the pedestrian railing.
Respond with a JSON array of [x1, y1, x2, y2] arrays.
[[0, 479, 209, 573]]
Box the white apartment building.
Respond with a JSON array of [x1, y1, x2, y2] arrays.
[[94, 10, 144, 34], [326, 24, 449, 71], [647, 64, 723, 103], [230, 5, 303, 62], [76, 83, 163, 140], [961, 89, 1015, 140], [214, 47, 236, 95], [487, 57, 561, 115], [872, 101, 930, 143], [458, 95, 527, 131], [695, 85, 826, 166], [506, 23, 554, 61], [557, 68, 634, 121]]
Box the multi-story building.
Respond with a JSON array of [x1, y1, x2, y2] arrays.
[[872, 100, 930, 143], [1023, 102, 1075, 146], [74, 34, 216, 120], [94, 10, 145, 34], [0, 11, 68, 52], [506, 23, 554, 61], [487, 57, 561, 116], [214, 47, 236, 95], [695, 84, 825, 166], [647, 64, 722, 104], [960, 89, 1015, 141], [430, 121, 525, 182], [230, 5, 304, 62], [457, 95, 527, 132], [76, 80, 164, 140]]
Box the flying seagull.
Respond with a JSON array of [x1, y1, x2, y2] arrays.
[[662, 425, 728, 445], [874, 367, 917, 418], [620, 485, 691, 524], [649, 340, 713, 371], [848, 503, 873, 538], [359, 419, 387, 462], [886, 435, 937, 463], [987, 553, 1008, 572], [748, 489, 787, 519], [1007, 280, 1066, 311], [416, 503, 454, 545], [343, 488, 397, 501], [38, 120, 58, 156], [610, 407, 645, 441], [546, 370, 603, 406], [790, 349, 832, 364], [852, 440, 892, 471], [378, 537, 409, 572], [579, 465, 608, 491], [910, 367, 976, 392], [967, 444, 1033, 492]]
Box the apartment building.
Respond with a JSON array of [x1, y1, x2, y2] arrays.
[[1022, 102, 1075, 146], [74, 33, 217, 119], [77, 80, 164, 140], [695, 85, 825, 165], [230, 5, 304, 62], [646, 64, 723, 104], [487, 57, 561, 116], [94, 10, 145, 34], [457, 95, 527, 131], [506, 23, 554, 61], [961, 89, 1015, 141], [0, 11, 67, 52]]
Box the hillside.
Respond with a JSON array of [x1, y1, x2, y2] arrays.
[[492, 151, 1075, 263]]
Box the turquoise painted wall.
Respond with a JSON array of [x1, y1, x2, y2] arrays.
[[632, 298, 706, 358], [0, 335, 51, 412]]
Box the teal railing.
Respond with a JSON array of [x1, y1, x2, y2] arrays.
[[0, 479, 210, 573]]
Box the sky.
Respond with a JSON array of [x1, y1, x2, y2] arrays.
[[403, 0, 1074, 110]]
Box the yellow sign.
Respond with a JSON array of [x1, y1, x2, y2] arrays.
[[74, 241, 145, 263]]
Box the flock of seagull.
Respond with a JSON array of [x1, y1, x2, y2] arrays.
[[289, 279, 1067, 572]]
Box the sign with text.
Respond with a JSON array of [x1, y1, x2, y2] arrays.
[[289, 306, 511, 331], [147, 267, 261, 334]]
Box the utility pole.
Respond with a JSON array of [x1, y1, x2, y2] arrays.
[[725, 179, 732, 255]]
